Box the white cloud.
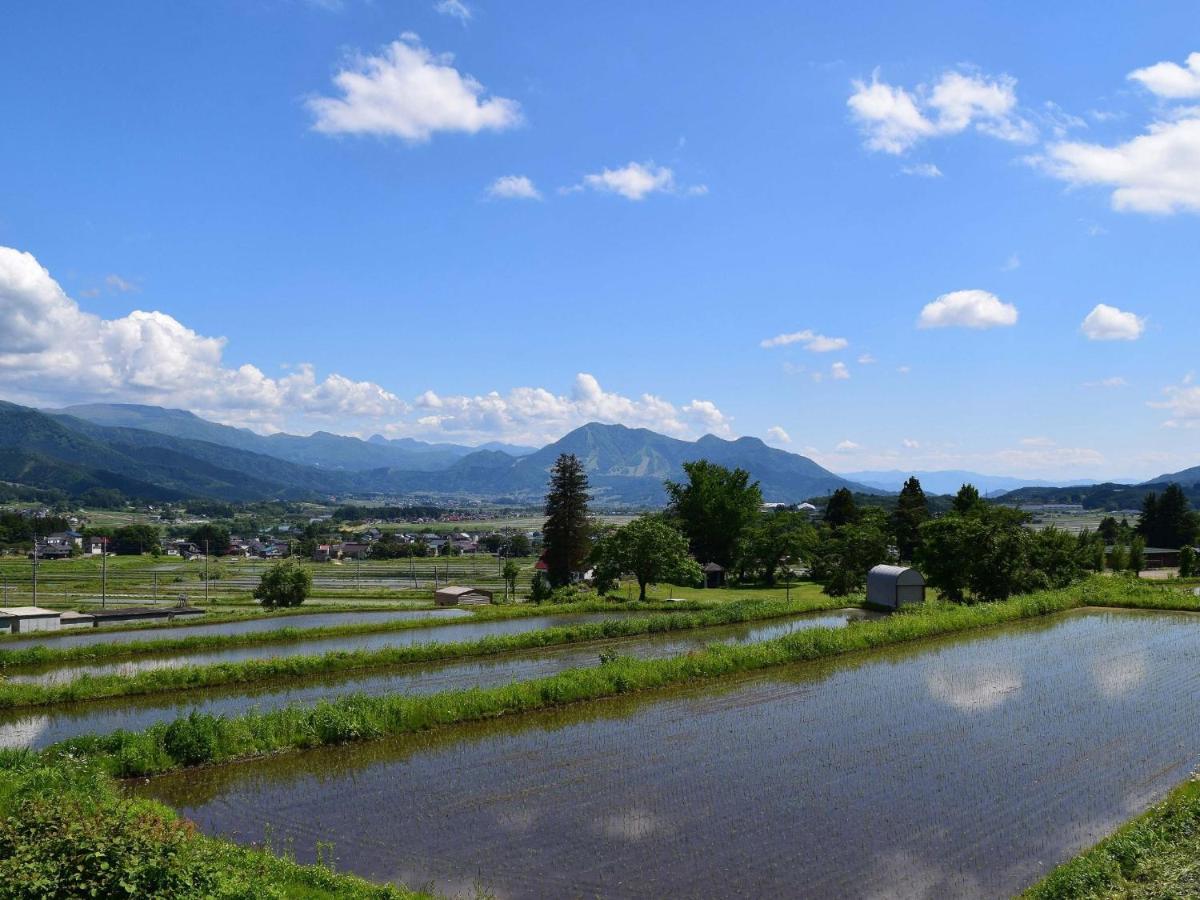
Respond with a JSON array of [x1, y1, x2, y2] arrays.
[[0, 246, 405, 432], [897, 365, 911, 374], [902, 438, 920, 449], [1080, 303, 1144, 341], [760, 329, 848, 352], [572, 162, 694, 201], [1035, 114, 1200, 214], [901, 163, 943, 177], [393, 373, 733, 443], [857, 353, 876, 364], [1083, 376, 1128, 388], [917, 289, 1018, 329], [433, 0, 472, 23], [1002, 253, 1020, 271], [0, 247, 739, 445], [486, 175, 541, 200], [766, 425, 791, 444], [307, 33, 521, 143], [849, 68, 1034, 154], [835, 439, 860, 451], [1151, 377, 1200, 428], [830, 361, 850, 380], [1128, 52, 1200, 99]]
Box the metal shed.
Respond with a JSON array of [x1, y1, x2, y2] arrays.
[[866, 565, 925, 609], [434, 586, 494, 607]]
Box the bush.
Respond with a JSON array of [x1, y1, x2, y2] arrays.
[[163, 712, 222, 766], [254, 559, 312, 609], [529, 572, 553, 604], [0, 794, 221, 899]]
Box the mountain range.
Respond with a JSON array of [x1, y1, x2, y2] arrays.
[[0, 401, 872, 505], [839, 469, 1104, 497]]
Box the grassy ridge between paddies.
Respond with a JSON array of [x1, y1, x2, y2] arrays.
[[32, 575, 1170, 779], [0, 754, 425, 899], [0, 596, 733, 670], [1024, 777, 1200, 899], [0, 602, 428, 647], [0, 596, 850, 710]]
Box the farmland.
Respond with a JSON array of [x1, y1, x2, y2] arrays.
[[3, 572, 1200, 896]]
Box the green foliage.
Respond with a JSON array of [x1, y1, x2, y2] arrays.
[[253, 558, 312, 609], [1137, 483, 1199, 549], [187, 524, 231, 557], [528, 571, 553, 603], [891, 477, 929, 562], [1128, 535, 1145, 574], [743, 510, 814, 585], [823, 488, 858, 529], [501, 560, 520, 599], [952, 483, 984, 516], [109, 523, 162, 555], [590, 516, 701, 601], [809, 508, 892, 596], [542, 453, 591, 587], [665, 460, 762, 568], [163, 712, 222, 766], [1180, 545, 1196, 578]]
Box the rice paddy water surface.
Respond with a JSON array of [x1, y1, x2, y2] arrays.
[[138, 608, 1200, 899], [0, 609, 877, 749]]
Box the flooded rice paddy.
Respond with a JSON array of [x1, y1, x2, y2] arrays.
[[139, 608, 1200, 899], [0, 607, 468, 651], [5, 611, 692, 685], [0, 609, 875, 749]]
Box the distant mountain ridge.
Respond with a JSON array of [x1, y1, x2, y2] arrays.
[[2, 402, 870, 505], [838, 469, 1101, 496]]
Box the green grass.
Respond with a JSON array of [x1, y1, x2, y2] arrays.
[[1025, 777, 1200, 899], [31, 575, 1153, 779], [0, 596, 848, 709], [0, 752, 424, 899]]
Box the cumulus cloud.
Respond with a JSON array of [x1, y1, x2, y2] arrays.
[[0, 247, 738, 444], [857, 353, 876, 364], [849, 68, 1035, 154], [830, 361, 850, 380], [0, 246, 405, 432], [835, 439, 860, 451], [1035, 115, 1200, 214], [433, 0, 471, 23], [486, 174, 541, 200], [917, 289, 1018, 329], [1080, 303, 1144, 341], [1128, 51, 1200, 99], [568, 161, 699, 201], [760, 329, 848, 351], [766, 426, 791, 445], [307, 33, 521, 143], [395, 372, 733, 443]]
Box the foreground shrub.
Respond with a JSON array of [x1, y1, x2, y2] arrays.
[[163, 711, 222, 766]]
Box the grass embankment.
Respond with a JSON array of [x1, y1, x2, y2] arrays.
[[0, 596, 732, 670], [0, 597, 847, 709], [34, 575, 1156, 779], [0, 753, 423, 899], [1025, 778, 1200, 899]]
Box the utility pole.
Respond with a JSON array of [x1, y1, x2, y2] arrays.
[[153, 571, 158, 605], [204, 540, 210, 605], [101, 537, 108, 609], [30, 531, 38, 608]]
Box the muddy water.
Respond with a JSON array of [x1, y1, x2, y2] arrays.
[[0, 610, 875, 749], [138, 608, 1200, 899], [0, 608, 468, 651], [5, 612, 690, 685]]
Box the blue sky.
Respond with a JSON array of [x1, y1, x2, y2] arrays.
[[1, 1, 1198, 480]]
